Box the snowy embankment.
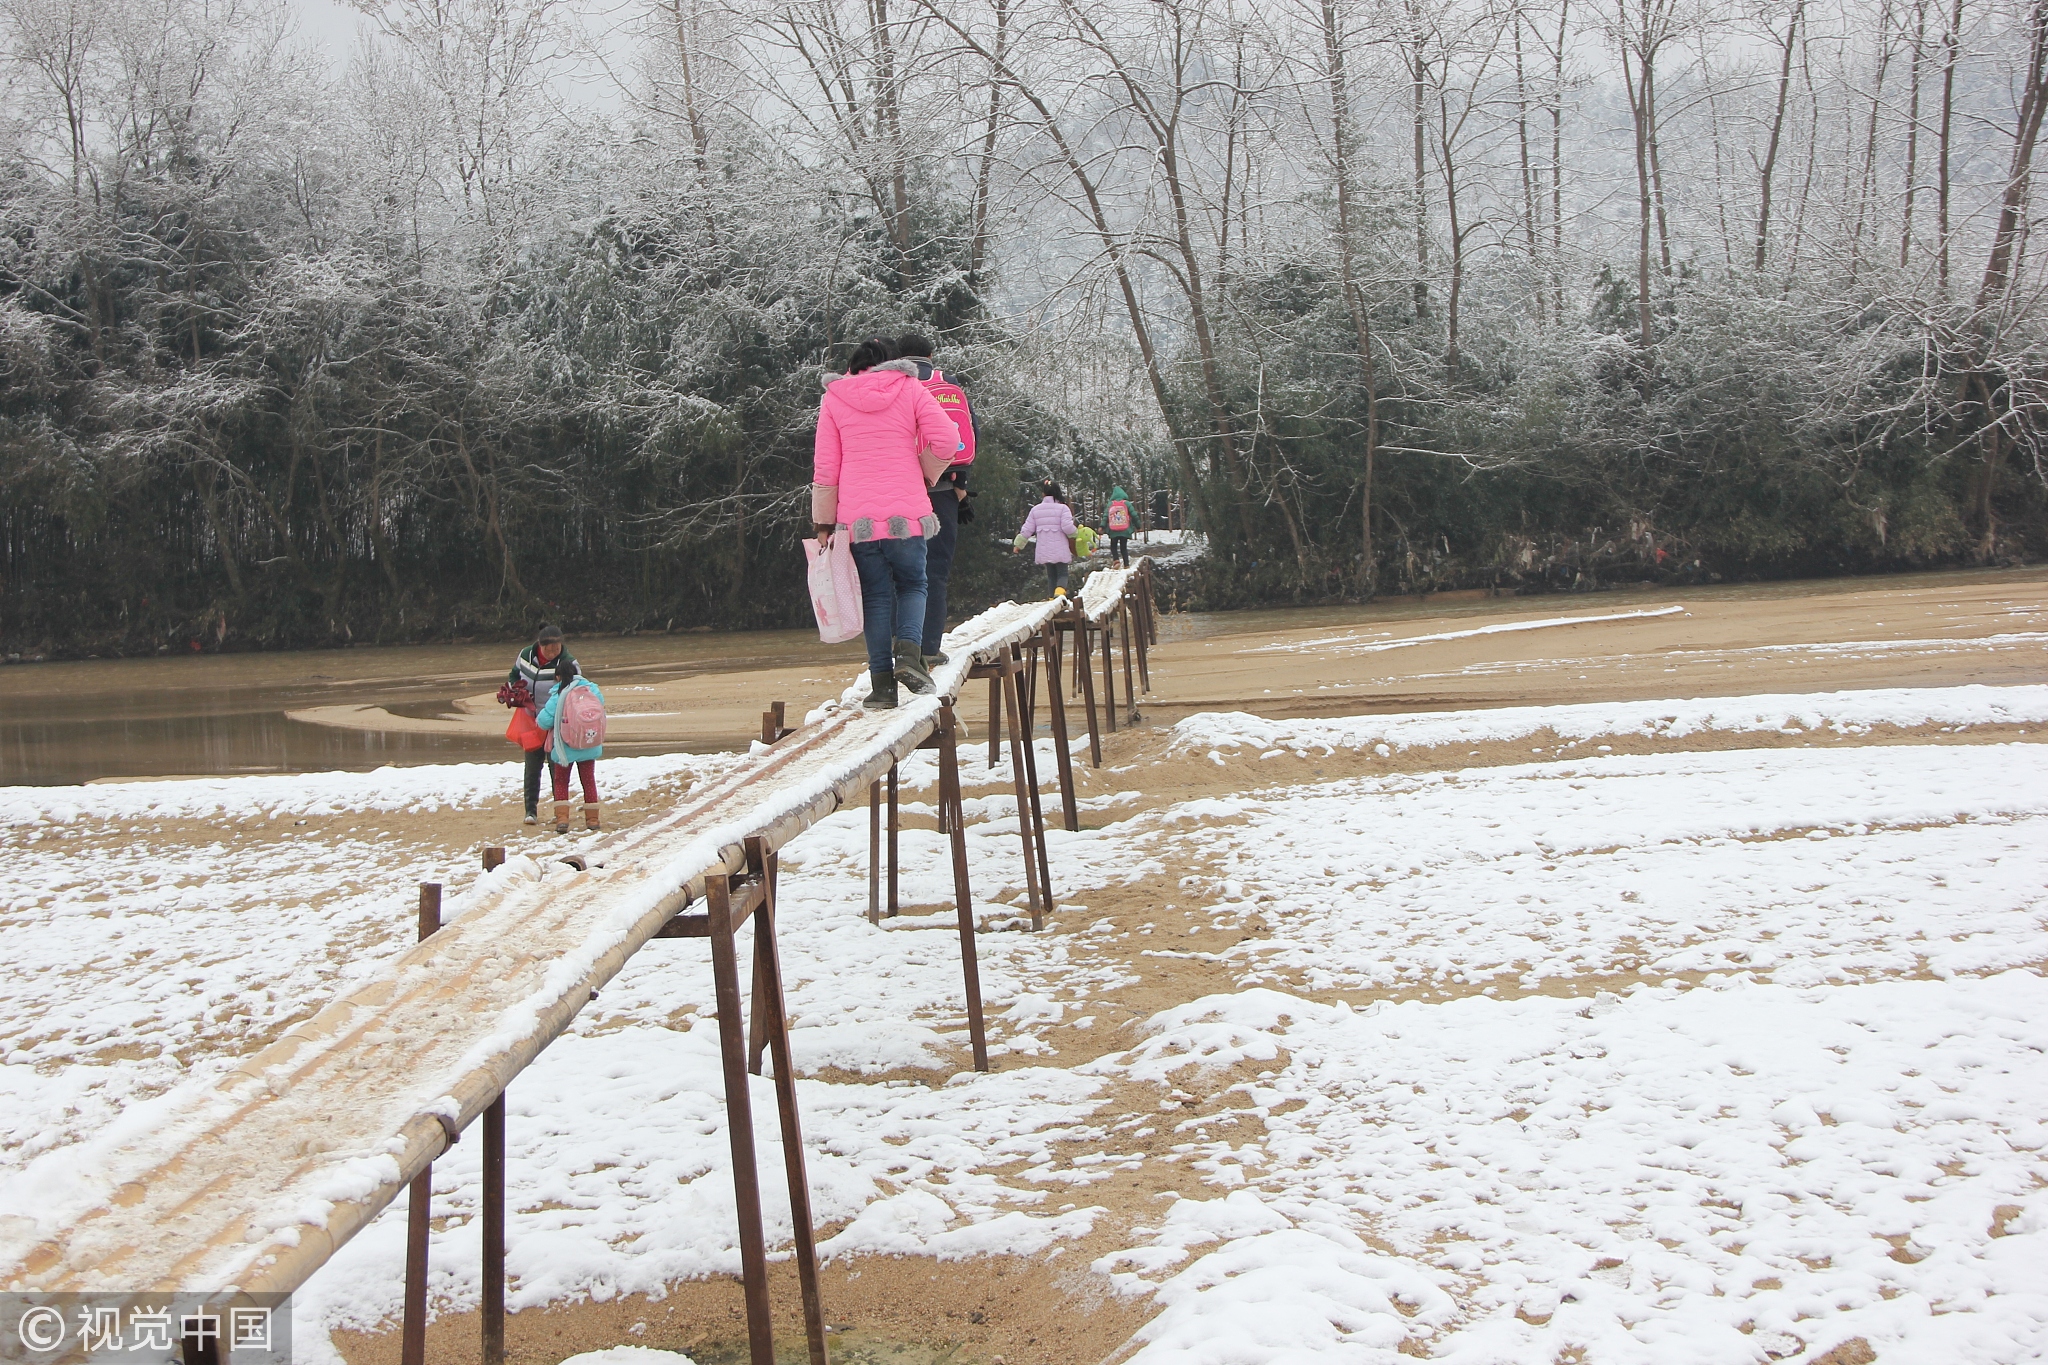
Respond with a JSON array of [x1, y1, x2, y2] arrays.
[[0, 753, 721, 827], [3, 685, 2043, 1363], [1173, 681, 2048, 759], [1245, 603, 1690, 658]]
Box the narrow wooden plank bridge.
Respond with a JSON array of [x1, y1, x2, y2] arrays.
[[0, 559, 1162, 1365]]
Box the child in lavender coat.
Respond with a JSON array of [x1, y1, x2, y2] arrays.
[[1014, 480, 1079, 596]]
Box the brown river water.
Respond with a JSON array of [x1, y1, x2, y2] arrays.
[[5, 567, 2042, 786], [0, 629, 851, 786]]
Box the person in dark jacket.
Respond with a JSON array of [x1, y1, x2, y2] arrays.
[[896, 334, 977, 668], [509, 625, 575, 824]]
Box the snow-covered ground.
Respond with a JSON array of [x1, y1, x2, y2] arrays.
[[1133, 529, 1207, 569], [0, 754, 736, 1166], [2, 686, 2043, 1364]]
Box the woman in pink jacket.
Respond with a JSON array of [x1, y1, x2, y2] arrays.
[[813, 336, 960, 708], [1014, 479, 1079, 597]]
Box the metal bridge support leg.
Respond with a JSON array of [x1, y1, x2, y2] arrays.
[[987, 672, 1002, 770], [482, 1093, 505, 1365], [866, 780, 881, 926], [1147, 561, 1160, 644], [401, 883, 442, 1365], [1101, 607, 1118, 735], [1009, 643, 1053, 918], [1133, 581, 1153, 691], [887, 763, 900, 918], [709, 873, 776, 1365], [998, 647, 1046, 931], [937, 707, 989, 1071], [1150, 562, 1162, 635], [747, 931, 770, 1078], [746, 838, 831, 1365], [1044, 623, 1079, 832], [1130, 601, 1146, 724], [1075, 620, 1103, 769], [1021, 636, 1037, 726]]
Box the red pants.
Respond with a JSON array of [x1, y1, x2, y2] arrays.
[[551, 759, 597, 803]]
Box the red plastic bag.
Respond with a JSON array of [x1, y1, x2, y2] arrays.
[[505, 708, 546, 751]]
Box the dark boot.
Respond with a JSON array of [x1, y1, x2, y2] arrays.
[[863, 668, 899, 709], [924, 649, 950, 669], [893, 639, 936, 695]]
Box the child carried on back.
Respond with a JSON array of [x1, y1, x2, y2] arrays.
[[534, 659, 607, 834]]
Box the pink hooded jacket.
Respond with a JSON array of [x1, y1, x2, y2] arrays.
[[813, 360, 959, 541]]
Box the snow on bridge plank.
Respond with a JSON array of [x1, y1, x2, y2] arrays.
[[0, 593, 1083, 1299]]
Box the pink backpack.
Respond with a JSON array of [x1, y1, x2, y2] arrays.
[[556, 683, 607, 750], [919, 370, 976, 466], [1107, 499, 1132, 532]]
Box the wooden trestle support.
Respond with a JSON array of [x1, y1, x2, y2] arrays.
[[392, 561, 1161, 1365]]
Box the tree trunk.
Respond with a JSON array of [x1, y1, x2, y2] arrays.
[[454, 427, 524, 602], [1321, 0, 1381, 593], [1552, 0, 1569, 319], [869, 0, 911, 259], [1902, 0, 1929, 267], [1643, 55, 1672, 274], [1971, 372, 2003, 558], [1698, 30, 1736, 267], [967, 0, 1011, 287], [1620, 44, 1655, 346], [1514, 13, 1541, 321], [666, 0, 715, 184], [194, 467, 245, 598], [1755, 2, 1803, 269], [1442, 97, 1469, 370], [1786, 73, 1821, 284], [1158, 129, 1252, 538], [1850, 6, 1896, 280], [1976, 0, 2048, 308], [1410, 6, 1431, 318], [1938, 0, 1965, 295]]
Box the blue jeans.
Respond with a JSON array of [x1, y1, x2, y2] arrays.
[[850, 536, 929, 676], [921, 484, 960, 654]]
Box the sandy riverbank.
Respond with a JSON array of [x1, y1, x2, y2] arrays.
[[276, 567, 2048, 761]]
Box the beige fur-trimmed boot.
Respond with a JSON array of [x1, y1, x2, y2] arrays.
[[553, 801, 571, 834], [583, 802, 601, 831]]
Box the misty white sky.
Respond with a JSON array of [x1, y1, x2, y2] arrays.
[[284, 0, 368, 64], [282, 0, 634, 111]]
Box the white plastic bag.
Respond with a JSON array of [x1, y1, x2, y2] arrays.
[[805, 531, 864, 644]]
